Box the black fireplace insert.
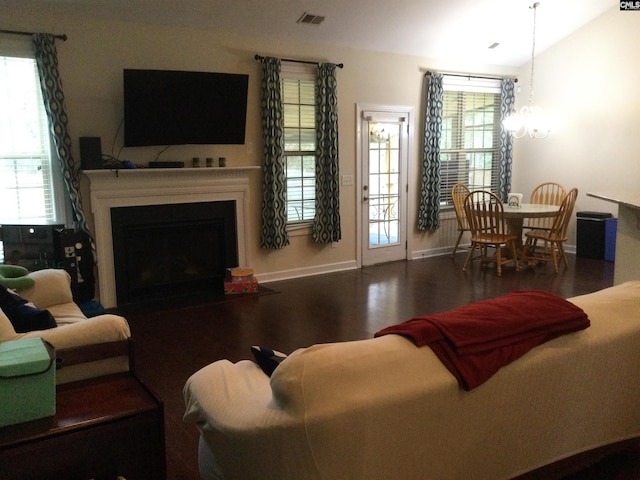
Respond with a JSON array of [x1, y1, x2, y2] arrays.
[[111, 201, 238, 307]]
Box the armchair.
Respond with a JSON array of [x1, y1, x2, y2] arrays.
[[0, 269, 131, 384]]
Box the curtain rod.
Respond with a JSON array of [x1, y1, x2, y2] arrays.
[[0, 29, 67, 41], [426, 70, 517, 83], [255, 54, 343, 69]]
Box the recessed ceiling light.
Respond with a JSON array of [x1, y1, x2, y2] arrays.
[[297, 12, 325, 25]]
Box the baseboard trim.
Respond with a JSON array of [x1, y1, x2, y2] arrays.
[[411, 243, 577, 260], [410, 246, 454, 260], [257, 260, 359, 284], [258, 244, 579, 284]]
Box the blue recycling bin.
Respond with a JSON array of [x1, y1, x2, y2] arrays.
[[604, 218, 617, 262]]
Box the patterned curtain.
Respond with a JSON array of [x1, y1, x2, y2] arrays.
[[312, 63, 341, 243], [499, 79, 515, 201], [417, 72, 444, 231], [32, 34, 95, 252], [259, 56, 290, 249]]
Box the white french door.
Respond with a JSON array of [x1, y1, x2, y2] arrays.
[[359, 107, 411, 266]]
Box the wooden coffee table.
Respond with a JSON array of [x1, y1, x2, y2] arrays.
[[0, 373, 166, 479]]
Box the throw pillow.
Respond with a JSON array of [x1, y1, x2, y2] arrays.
[[0, 285, 57, 333], [251, 345, 288, 377]]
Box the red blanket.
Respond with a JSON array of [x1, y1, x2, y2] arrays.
[[374, 290, 590, 390]]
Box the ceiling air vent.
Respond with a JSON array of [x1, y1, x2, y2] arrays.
[[297, 12, 325, 25]]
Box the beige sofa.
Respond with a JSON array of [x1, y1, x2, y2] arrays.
[[0, 268, 131, 384], [183, 281, 640, 480]]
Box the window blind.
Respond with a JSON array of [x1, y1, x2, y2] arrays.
[[439, 76, 501, 207], [281, 62, 317, 225], [0, 55, 56, 223]]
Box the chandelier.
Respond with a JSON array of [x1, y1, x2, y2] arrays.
[[503, 2, 550, 139]]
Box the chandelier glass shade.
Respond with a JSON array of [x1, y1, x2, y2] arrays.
[[503, 2, 550, 139], [503, 104, 550, 139]]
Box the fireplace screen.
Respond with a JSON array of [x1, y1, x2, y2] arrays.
[[111, 201, 237, 306]]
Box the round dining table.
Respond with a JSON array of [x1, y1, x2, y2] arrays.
[[503, 203, 560, 249]]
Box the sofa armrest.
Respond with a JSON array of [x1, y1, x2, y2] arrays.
[[18, 314, 131, 350], [20, 269, 74, 309], [2, 311, 132, 384]]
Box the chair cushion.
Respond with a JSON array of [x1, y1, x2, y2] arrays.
[[20, 269, 74, 309]]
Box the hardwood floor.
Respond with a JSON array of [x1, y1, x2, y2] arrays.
[[125, 253, 639, 479]]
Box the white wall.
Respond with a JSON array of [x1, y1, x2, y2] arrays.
[[511, 6, 638, 245], [3, 4, 630, 284]]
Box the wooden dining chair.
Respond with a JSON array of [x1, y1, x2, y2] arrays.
[[526, 182, 567, 231], [451, 183, 471, 257], [463, 190, 520, 277], [523, 188, 578, 272]]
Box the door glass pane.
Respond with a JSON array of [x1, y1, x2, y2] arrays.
[[368, 122, 401, 247]]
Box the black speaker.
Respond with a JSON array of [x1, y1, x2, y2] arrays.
[[79, 136, 103, 170]]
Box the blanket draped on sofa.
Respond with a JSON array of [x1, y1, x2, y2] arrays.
[[375, 290, 590, 390]]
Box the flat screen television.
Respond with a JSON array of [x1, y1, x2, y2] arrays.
[[123, 69, 249, 147]]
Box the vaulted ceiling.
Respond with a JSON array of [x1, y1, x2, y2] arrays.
[[3, 0, 618, 66]]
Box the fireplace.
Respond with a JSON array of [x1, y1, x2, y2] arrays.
[[83, 167, 258, 308], [111, 201, 238, 306]]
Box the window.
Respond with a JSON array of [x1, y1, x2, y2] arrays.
[[0, 51, 58, 224], [281, 63, 316, 226], [439, 76, 501, 208]]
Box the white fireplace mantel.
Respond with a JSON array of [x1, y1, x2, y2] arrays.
[[84, 167, 260, 308]]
